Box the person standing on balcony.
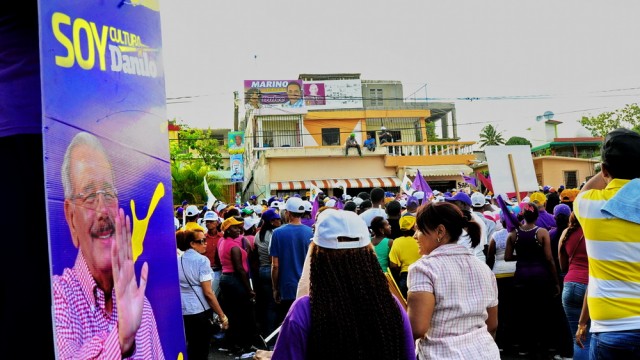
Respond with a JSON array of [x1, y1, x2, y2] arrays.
[[379, 126, 394, 154], [345, 133, 362, 157]]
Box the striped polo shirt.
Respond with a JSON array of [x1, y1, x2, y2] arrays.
[[574, 178, 640, 333]]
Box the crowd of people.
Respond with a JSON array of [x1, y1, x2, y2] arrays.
[[171, 128, 640, 360]]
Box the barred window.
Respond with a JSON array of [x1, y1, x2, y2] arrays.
[[322, 128, 340, 146], [254, 115, 303, 148], [564, 171, 578, 189]]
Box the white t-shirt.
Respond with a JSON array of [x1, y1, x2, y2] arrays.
[[457, 212, 488, 262], [359, 207, 387, 227]]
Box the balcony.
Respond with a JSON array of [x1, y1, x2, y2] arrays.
[[253, 140, 475, 166]]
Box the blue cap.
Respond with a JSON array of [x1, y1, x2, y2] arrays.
[[444, 192, 472, 206], [262, 208, 281, 222], [406, 196, 419, 208], [553, 204, 571, 217], [250, 195, 257, 200]]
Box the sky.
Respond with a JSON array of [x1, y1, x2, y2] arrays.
[[160, 1, 640, 145]]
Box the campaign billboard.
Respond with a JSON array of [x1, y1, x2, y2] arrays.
[[39, 1, 185, 358], [243, 79, 305, 108], [304, 79, 363, 110]]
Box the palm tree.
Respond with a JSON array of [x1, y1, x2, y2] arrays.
[[478, 124, 506, 148]]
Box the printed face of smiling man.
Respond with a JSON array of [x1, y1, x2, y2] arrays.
[[64, 141, 118, 285]]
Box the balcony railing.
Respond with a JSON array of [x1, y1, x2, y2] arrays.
[[381, 141, 475, 156]]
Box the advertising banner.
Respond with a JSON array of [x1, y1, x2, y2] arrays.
[[304, 79, 363, 110], [39, 1, 185, 358], [243, 79, 305, 108], [228, 130, 245, 155], [230, 154, 245, 183]]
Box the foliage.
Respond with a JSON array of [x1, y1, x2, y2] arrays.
[[478, 124, 506, 148], [170, 161, 224, 205], [506, 136, 532, 147], [169, 119, 225, 205], [426, 121, 438, 141], [578, 103, 640, 137], [169, 120, 224, 170]]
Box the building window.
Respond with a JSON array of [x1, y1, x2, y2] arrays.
[[322, 128, 340, 146], [370, 88, 383, 106], [564, 170, 578, 189]]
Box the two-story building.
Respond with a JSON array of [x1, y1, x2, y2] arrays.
[[240, 74, 476, 200]]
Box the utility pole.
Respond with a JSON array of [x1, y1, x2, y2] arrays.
[[233, 91, 239, 131]]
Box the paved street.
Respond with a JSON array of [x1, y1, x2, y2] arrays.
[[206, 339, 568, 360]]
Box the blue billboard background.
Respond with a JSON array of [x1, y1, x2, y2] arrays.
[[39, 1, 185, 358]]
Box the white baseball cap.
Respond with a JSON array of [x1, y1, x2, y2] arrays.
[[270, 200, 282, 209], [470, 192, 487, 208], [302, 200, 313, 212], [216, 203, 228, 213], [325, 199, 336, 208], [285, 197, 306, 213], [243, 216, 260, 230], [312, 209, 371, 249], [186, 205, 200, 217], [381, 126, 386, 130], [203, 211, 219, 222]]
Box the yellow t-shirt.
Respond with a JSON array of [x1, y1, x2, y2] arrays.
[[389, 236, 421, 273], [574, 178, 640, 332], [182, 221, 205, 232]]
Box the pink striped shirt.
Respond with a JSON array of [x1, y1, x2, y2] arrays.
[[408, 244, 500, 359], [52, 252, 165, 359]]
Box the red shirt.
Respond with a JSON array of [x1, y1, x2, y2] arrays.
[[563, 227, 589, 285], [204, 231, 223, 268]]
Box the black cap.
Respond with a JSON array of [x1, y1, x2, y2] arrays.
[[602, 128, 640, 163]]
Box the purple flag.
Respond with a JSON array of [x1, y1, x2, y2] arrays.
[[461, 173, 477, 187], [411, 170, 433, 204], [496, 195, 521, 232]]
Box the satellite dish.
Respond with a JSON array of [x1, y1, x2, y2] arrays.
[[543, 111, 554, 120]]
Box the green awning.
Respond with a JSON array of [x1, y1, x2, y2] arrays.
[[531, 141, 602, 152]]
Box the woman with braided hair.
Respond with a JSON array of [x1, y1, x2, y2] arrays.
[[256, 209, 415, 360], [408, 202, 500, 359]]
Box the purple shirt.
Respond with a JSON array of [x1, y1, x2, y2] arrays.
[[535, 209, 556, 230], [52, 252, 164, 359], [272, 295, 415, 359]]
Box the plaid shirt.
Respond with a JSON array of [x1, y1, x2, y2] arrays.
[[52, 252, 164, 359], [408, 244, 500, 359]]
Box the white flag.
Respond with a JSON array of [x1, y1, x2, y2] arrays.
[[401, 174, 414, 195], [203, 175, 217, 210], [309, 184, 323, 202]]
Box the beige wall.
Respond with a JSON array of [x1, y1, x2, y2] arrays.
[[268, 156, 395, 182], [533, 156, 598, 188]]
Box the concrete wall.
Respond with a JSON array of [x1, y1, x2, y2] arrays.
[[533, 156, 598, 188]]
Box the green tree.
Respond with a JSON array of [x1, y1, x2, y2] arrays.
[[169, 120, 226, 205], [169, 120, 224, 170], [578, 103, 640, 137], [426, 121, 438, 141], [171, 161, 224, 205], [478, 124, 505, 148], [506, 136, 532, 147]]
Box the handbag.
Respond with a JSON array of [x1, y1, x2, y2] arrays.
[[180, 256, 218, 331]]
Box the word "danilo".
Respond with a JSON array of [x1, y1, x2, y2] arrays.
[[51, 12, 158, 78]]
